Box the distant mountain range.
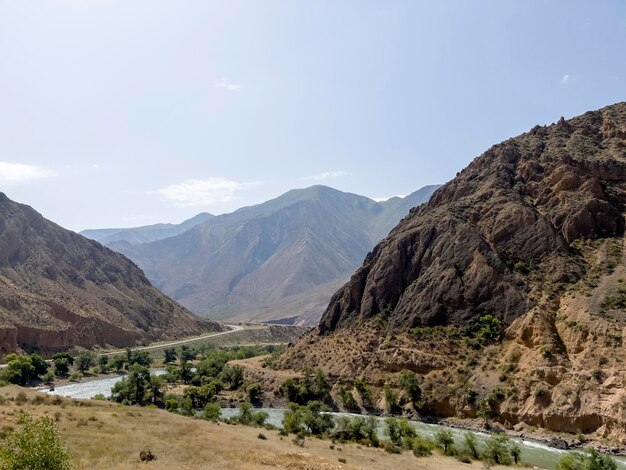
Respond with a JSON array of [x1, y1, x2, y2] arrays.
[[80, 212, 214, 245], [84, 185, 440, 325], [0, 194, 221, 355]]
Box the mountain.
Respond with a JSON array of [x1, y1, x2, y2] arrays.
[[276, 103, 626, 444], [112, 185, 440, 325], [0, 194, 222, 355], [80, 212, 214, 246]]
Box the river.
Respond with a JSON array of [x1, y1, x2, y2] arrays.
[[43, 372, 626, 470]]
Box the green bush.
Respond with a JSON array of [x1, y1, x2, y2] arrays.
[[463, 432, 479, 459], [399, 370, 421, 406], [434, 429, 455, 455], [282, 401, 334, 436], [556, 448, 616, 470], [0, 411, 71, 470], [202, 403, 221, 421], [411, 435, 435, 457], [483, 433, 513, 465]]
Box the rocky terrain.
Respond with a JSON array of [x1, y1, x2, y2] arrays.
[[0, 194, 222, 355], [109, 185, 439, 325], [276, 102, 626, 446]]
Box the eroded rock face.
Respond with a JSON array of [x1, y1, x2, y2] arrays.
[[0, 195, 222, 354], [320, 103, 626, 334]]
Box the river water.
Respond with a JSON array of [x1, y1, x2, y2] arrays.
[[43, 372, 626, 470]]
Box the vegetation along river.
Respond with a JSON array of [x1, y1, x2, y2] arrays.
[[43, 372, 626, 469]]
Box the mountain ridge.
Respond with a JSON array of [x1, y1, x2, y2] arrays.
[[107, 184, 440, 324], [276, 102, 626, 445], [0, 193, 222, 355]]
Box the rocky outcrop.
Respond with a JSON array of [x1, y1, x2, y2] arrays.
[[0, 194, 222, 355], [320, 103, 626, 334], [277, 102, 626, 446]]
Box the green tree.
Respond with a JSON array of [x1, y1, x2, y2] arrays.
[[110, 354, 126, 372], [354, 378, 372, 407], [399, 370, 421, 406], [163, 348, 177, 364], [202, 402, 221, 421], [76, 350, 96, 373], [220, 365, 245, 390], [510, 442, 522, 465], [384, 417, 402, 445], [180, 345, 196, 362], [483, 433, 512, 465], [29, 354, 49, 377], [434, 429, 455, 455], [110, 364, 151, 405], [463, 432, 479, 459], [383, 384, 399, 413], [53, 358, 70, 377], [98, 355, 109, 373], [0, 411, 70, 470], [556, 448, 616, 470], [247, 383, 263, 405], [1, 354, 36, 385]]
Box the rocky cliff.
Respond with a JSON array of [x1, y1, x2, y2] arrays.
[[278, 102, 626, 446], [0, 194, 222, 355]]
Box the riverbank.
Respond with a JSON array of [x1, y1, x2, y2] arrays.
[[2, 385, 512, 470]]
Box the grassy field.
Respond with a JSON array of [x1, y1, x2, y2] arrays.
[[0, 385, 511, 469]]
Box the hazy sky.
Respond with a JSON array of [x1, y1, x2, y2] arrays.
[[0, 1, 624, 231]]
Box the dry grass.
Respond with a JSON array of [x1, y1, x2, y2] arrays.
[[0, 386, 509, 469]]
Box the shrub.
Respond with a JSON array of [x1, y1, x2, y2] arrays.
[[383, 384, 399, 413], [354, 378, 372, 407], [282, 402, 334, 436], [247, 383, 263, 404], [483, 433, 512, 465], [338, 387, 358, 410], [434, 429, 455, 455], [76, 350, 96, 373], [556, 448, 616, 470], [412, 435, 435, 457], [463, 432, 479, 459], [202, 403, 221, 421], [399, 370, 421, 406], [257, 433, 267, 440], [0, 411, 71, 470]]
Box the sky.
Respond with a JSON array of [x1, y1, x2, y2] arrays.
[[0, 1, 624, 231]]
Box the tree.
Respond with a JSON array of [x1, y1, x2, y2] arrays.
[[354, 379, 372, 407], [110, 354, 126, 372], [29, 354, 49, 377], [556, 448, 616, 470], [98, 355, 109, 373], [510, 442, 522, 465], [43, 370, 55, 387], [1, 354, 36, 385], [0, 411, 70, 470], [383, 384, 399, 413], [384, 417, 402, 445], [434, 429, 455, 455], [52, 352, 74, 366], [110, 365, 151, 405], [53, 358, 70, 377], [202, 403, 221, 421], [220, 365, 244, 390], [147, 375, 164, 405], [76, 350, 96, 373], [484, 433, 512, 465], [247, 383, 263, 405], [129, 350, 152, 367], [399, 370, 421, 406], [463, 432, 479, 459], [164, 348, 177, 364], [180, 345, 196, 363]]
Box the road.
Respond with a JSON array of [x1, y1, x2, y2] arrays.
[[98, 324, 245, 357], [0, 324, 245, 366]]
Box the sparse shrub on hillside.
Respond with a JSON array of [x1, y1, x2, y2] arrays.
[[0, 411, 71, 470], [383, 384, 399, 413], [399, 370, 421, 406], [354, 379, 372, 407], [338, 386, 358, 411]]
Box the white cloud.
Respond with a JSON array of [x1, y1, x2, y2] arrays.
[[152, 178, 258, 207], [302, 170, 351, 181], [92, 163, 101, 170], [214, 79, 242, 92], [0, 162, 52, 183], [561, 74, 571, 85]]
